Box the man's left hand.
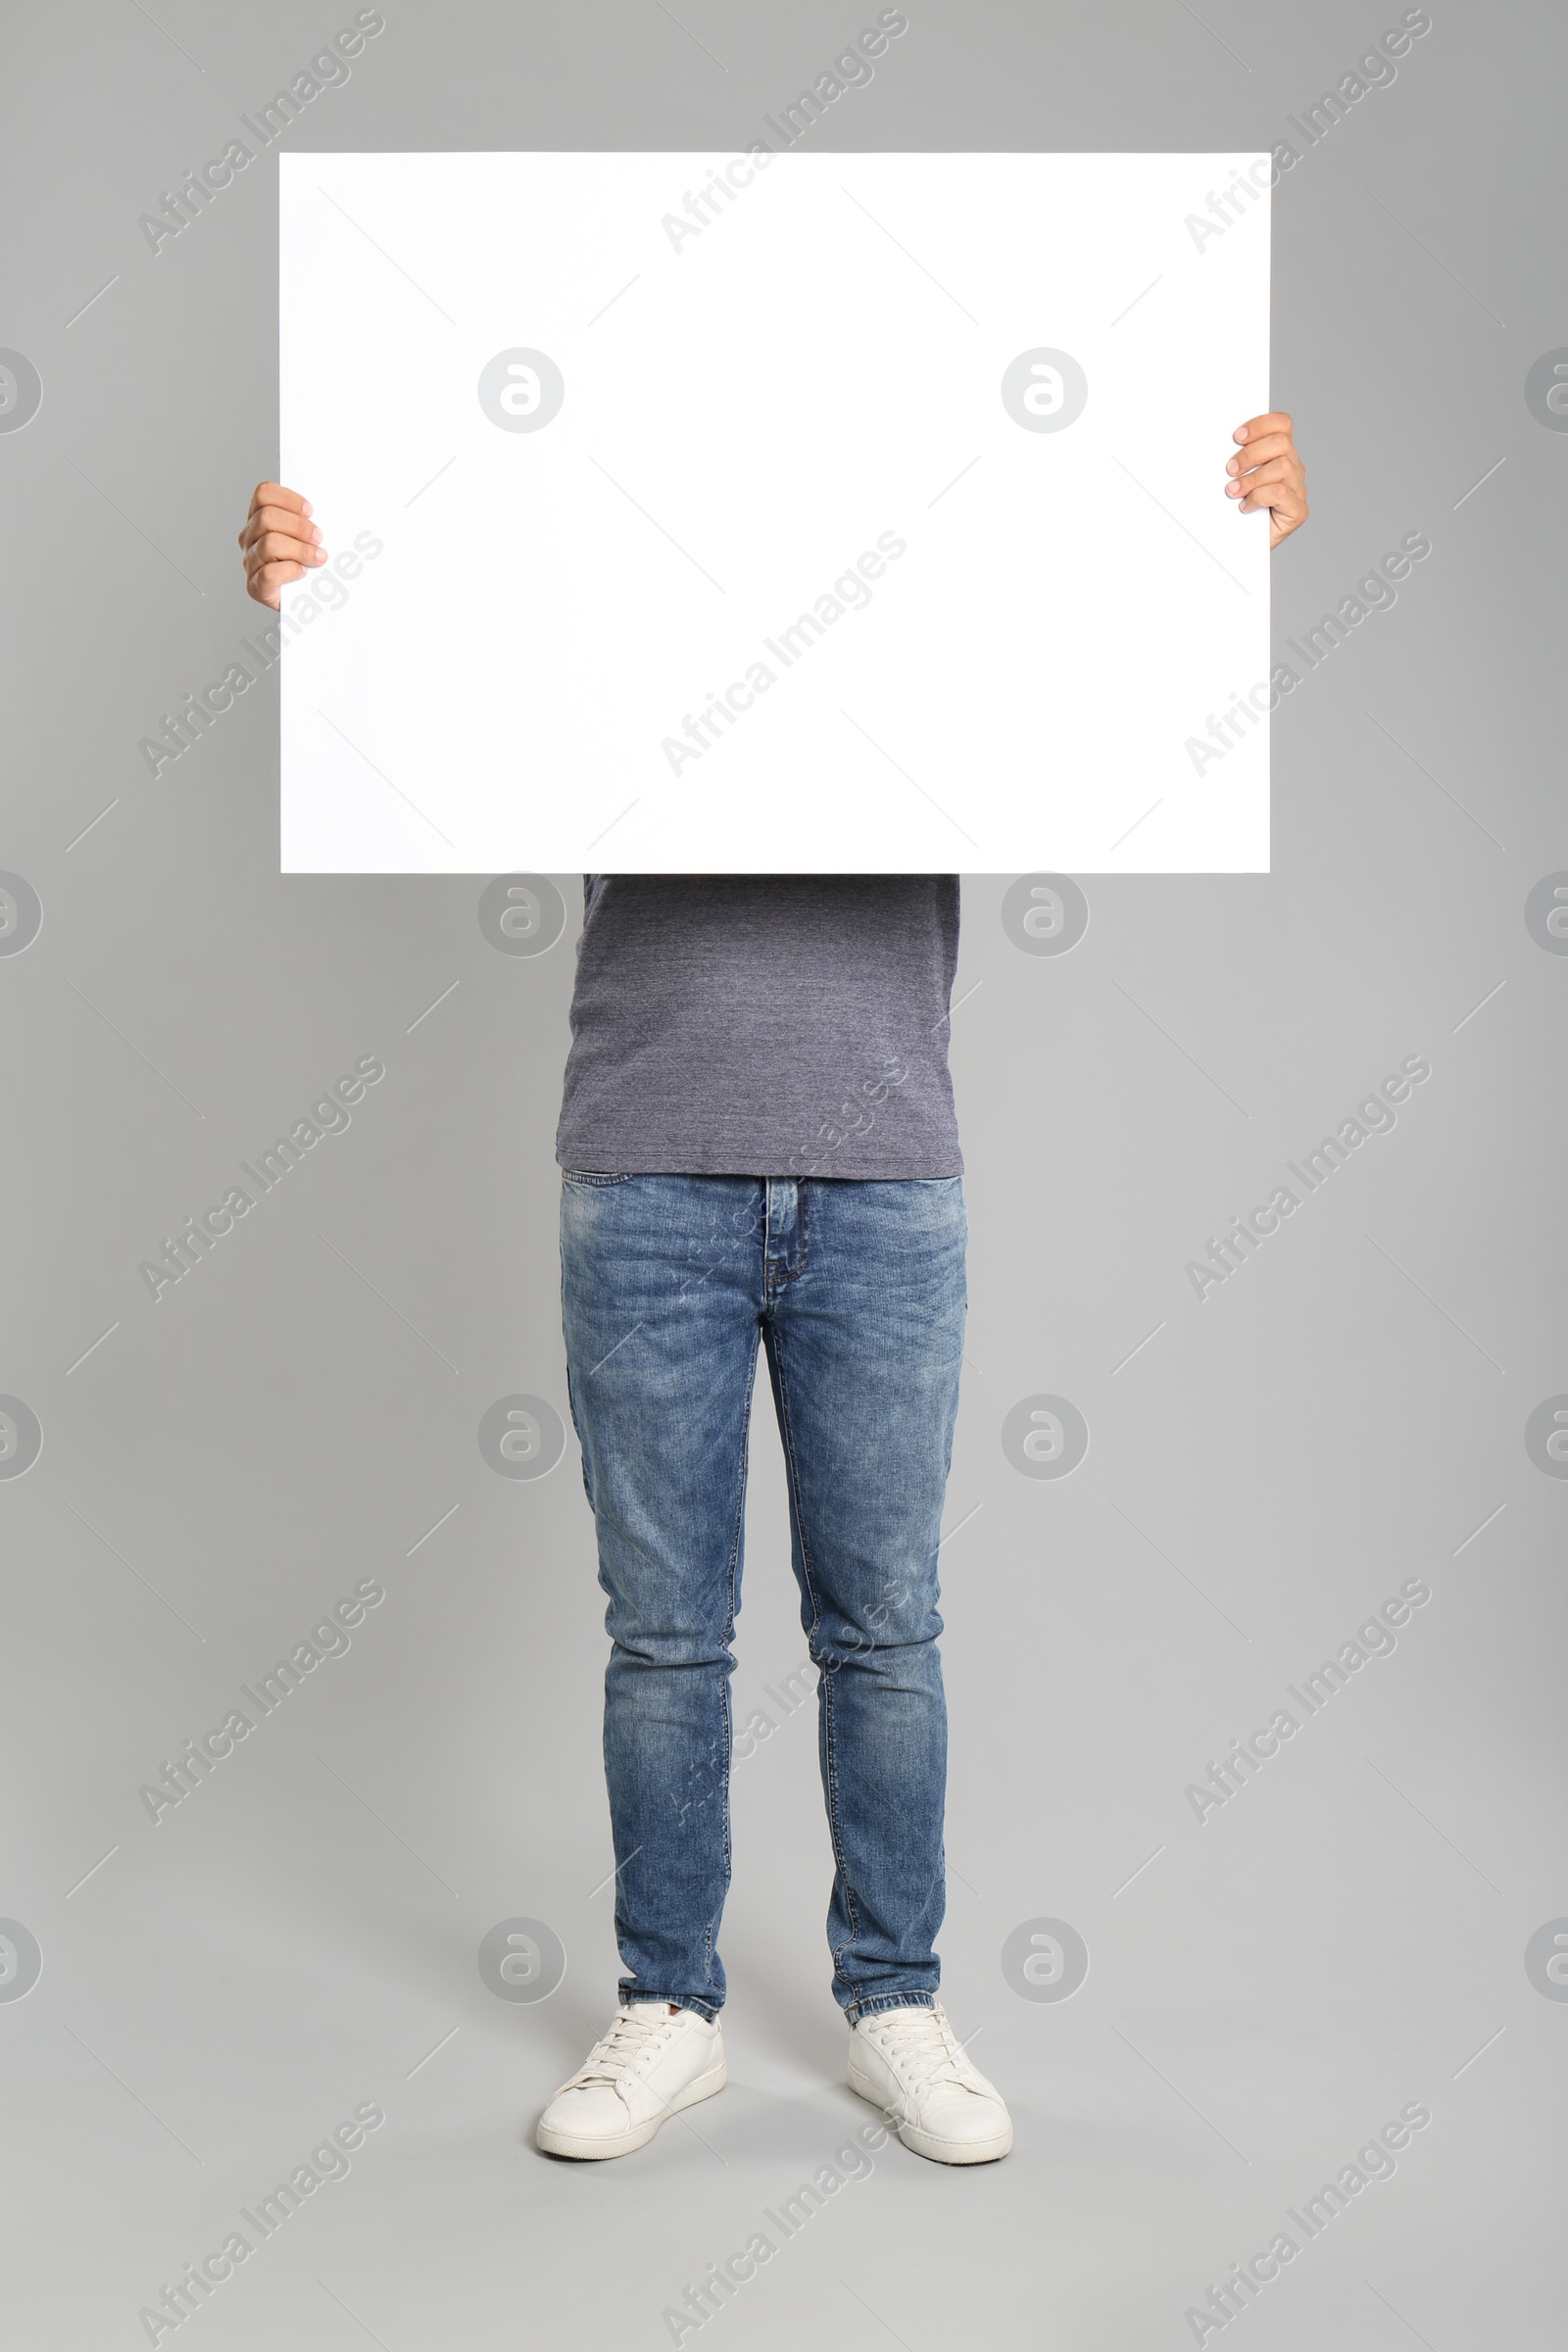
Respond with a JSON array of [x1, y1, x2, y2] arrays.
[[1226, 413, 1308, 549]]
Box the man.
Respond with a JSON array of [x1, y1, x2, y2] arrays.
[[239, 411, 1307, 2166]]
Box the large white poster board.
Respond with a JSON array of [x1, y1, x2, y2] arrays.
[[279, 152, 1270, 873]]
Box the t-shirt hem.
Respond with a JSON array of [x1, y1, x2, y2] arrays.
[[557, 1151, 964, 1181]]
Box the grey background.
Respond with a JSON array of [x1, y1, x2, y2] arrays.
[[2, 1, 1564, 2345]]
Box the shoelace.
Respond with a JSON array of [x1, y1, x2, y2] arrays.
[[866, 2003, 973, 2091], [571, 2008, 675, 2087]]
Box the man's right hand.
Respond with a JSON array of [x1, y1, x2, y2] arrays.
[[238, 482, 325, 609]]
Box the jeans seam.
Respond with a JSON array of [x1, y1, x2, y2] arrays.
[[820, 1669, 862, 1963], [705, 1321, 761, 2002], [768, 1326, 862, 1960], [560, 1212, 595, 1512]]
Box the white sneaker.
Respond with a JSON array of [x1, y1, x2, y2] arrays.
[[536, 2000, 726, 2160], [848, 1999, 1012, 2164]]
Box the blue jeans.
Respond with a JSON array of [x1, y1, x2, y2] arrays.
[[560, 1172, 966, 2026]]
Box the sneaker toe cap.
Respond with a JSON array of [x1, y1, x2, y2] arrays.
[[539, 2083, 630, 2142], [920, 2083, 1010, 2141]]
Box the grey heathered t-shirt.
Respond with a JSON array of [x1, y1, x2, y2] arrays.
[[554, 876, 962, 1179]]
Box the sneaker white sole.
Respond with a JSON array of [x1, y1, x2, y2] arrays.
[[848, 2064, 1013, 2165], [536, 2054, 727, 2160]]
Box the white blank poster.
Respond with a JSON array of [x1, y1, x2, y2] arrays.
[[279, 152, 1270, 873]]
